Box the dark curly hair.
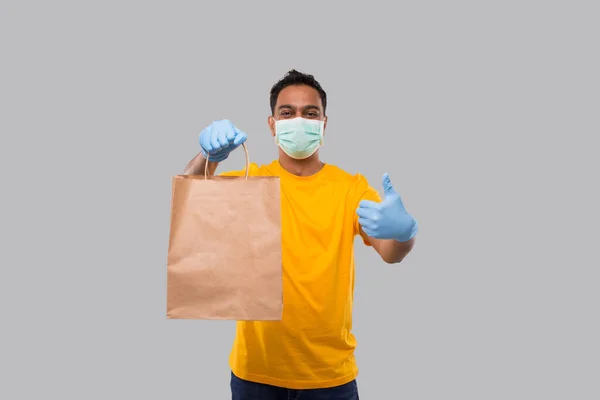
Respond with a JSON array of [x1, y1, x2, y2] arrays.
[[269, 69, 327, 115]]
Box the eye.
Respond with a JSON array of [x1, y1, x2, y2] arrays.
[[280, 110, 293, 118], [306, 111, 319, 118]]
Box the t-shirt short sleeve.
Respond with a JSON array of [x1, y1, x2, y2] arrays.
[[351, 174, 382, 246]]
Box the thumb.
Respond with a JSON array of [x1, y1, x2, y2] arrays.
[[233, 126, 248, 145], [382, 173, 396, 196]]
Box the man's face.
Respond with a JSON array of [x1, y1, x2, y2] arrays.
[[269, 84, 327, 137]]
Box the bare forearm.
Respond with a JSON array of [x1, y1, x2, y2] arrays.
[[366, 232, 416, 264], [183, 152, 220, 175], [378, 237, 415, 264]]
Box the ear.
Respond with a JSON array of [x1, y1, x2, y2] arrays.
[[323, 115, 328, 136], [268, 115, 276, 137]]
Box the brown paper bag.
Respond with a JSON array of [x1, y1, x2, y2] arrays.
[[166, 143, 282, 320]]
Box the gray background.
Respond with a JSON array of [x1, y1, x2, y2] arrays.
[[1, 1, 598, 399]]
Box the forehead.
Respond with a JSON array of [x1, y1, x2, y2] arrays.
[[276, 84, 322, 108]]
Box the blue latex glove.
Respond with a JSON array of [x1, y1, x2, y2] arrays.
[[199, 119, 248, 162], [356, 173, 418, 242]]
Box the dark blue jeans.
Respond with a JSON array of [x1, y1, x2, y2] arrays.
[[230, 371, 360, 400]]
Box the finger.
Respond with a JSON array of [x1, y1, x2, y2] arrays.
[[217, 127, 229, 148], [209, 124, 221, 152], [233, 131, 247, 146], [200, 125, 213, 152], [233, 125, 245, 135], [358, 217, 375, 231], [356, 207, 378, 220], [358, 200, 380, 210], [225, 122, 237, 141], [382, 173, 396, 196], [360, 225, 377, 238]]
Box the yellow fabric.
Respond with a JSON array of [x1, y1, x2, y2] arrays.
[[219, 160, 382, 389]]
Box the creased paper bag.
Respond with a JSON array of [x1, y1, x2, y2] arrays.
[[166, 143, 282, 320]]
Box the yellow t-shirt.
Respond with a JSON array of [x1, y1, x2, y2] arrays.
[[220, 159, 382, 390]]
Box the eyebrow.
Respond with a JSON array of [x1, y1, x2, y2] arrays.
[[278, 104, 321, 111]]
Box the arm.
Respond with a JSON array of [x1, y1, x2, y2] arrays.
[[356, 173, 418, 264], [362, 232, 416, 264], [183, 151, 220, 176]]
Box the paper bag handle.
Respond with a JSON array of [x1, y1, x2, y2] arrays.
[[204, 142, 250, 180]]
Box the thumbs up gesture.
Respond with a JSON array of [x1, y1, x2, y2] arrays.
[[356, 173, 418, 242]]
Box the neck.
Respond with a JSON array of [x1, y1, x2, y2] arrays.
[[278, 149, 324, 177]]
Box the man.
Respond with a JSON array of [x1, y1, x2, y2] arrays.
[[183, 70, 418, 399]]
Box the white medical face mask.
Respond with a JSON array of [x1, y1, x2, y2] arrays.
[[274, 117, 325, 159]]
